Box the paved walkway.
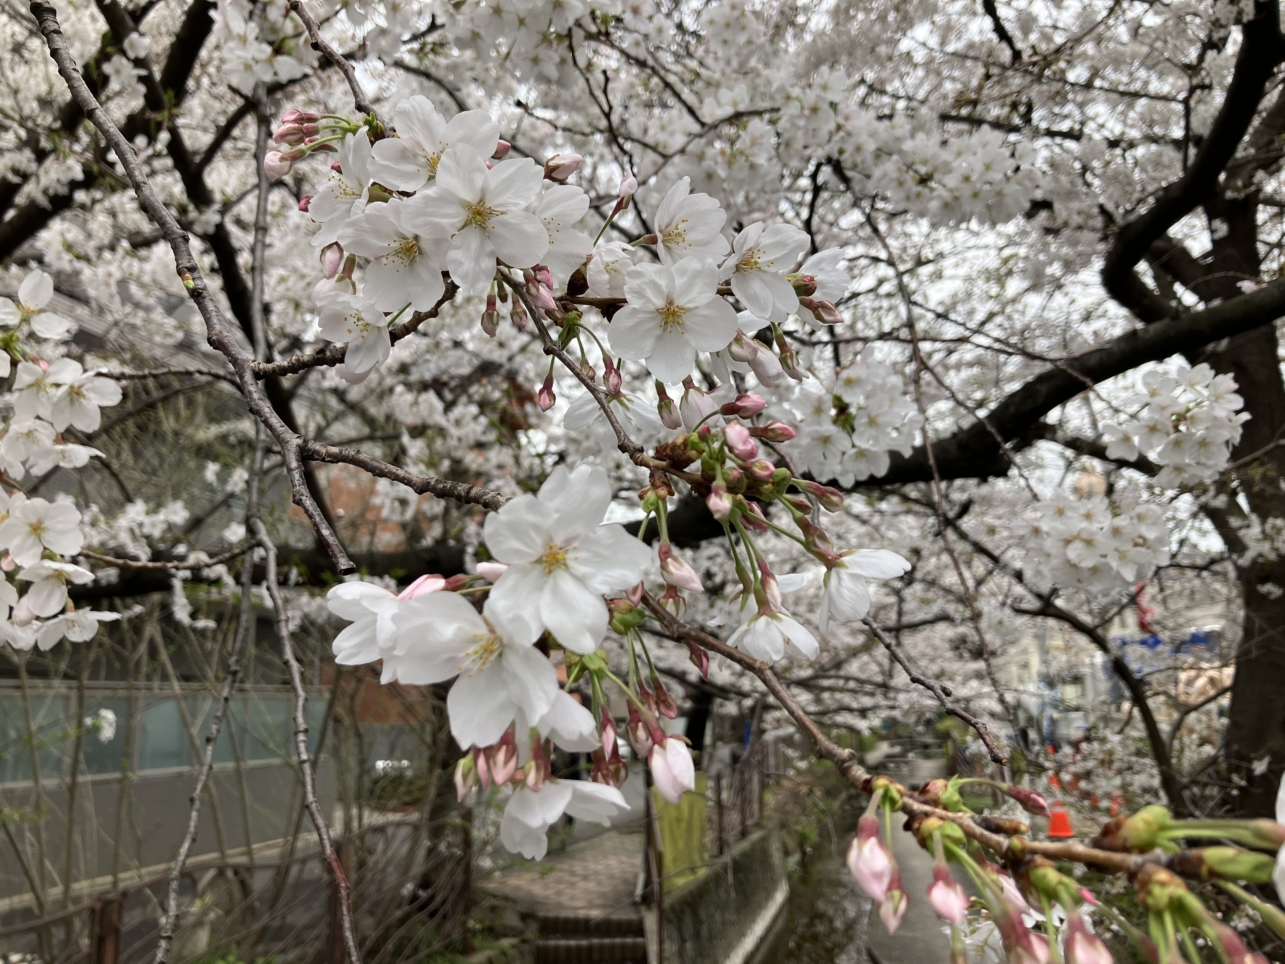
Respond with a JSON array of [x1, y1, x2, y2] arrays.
[[482, 825, 646, 919]]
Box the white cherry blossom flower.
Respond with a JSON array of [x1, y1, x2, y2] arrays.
[[391, 591, 558, 747], [14, 560, 94, 623], [402, 145, 547, 294], [482, 464, 654, 653], [338, 200, 446, 312], [610, 259, 738, 384], [533, 184, 594, 289], [651, 177, 729, 266], [33, 610, 120, 650], [50, 362, 122, 432], [586, 241, 634, 298], [310, 131, 374, 245], [370, 97, 500, 192], [0, 270, 73, 340], [1, 419, 58, 479], [721, 221, 809, 321], [649, 737, 696, 803], [563, 390, 664, 454], [819, 549, 912, 634], [524, 690, 601, 752], [316, 290, 391, 373], [0, 497, 84, 566], [500, 780, 629, 859], [728, 605, 819, 662]]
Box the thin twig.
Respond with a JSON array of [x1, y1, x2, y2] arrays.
[[252, 514, 362, 964], [861, 617, 1009, 766], [80, 545, 249, 572], [31, 1, 356, 576], [288, 0, 380, 119], [252, 283, 457, 379]]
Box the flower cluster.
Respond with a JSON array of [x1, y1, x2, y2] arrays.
[[1023, 492, 1170, 595], [1102, 363, 1248, 488], [0, 269, 123, 650], [774, 350, 924, 485]]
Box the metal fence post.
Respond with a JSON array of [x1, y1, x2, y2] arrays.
[[92, 896, 122, 964]]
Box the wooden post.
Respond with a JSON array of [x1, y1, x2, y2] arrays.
[[713, 772, 724, 856], [92, 896, 122, 964]]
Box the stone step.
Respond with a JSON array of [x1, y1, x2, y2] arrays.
[[535, 914, 645, 937], [534, 936, 648, 963]]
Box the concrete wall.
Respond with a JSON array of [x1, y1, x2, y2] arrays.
[[0, 757, 338, 907], [655, 831, 788, 964]]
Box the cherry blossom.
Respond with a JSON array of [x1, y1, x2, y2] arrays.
[[819, 549, 912, 633], [586, 241, 634, 298], [0, 270, 73, 340], [309, 131, 374, 244], [402, 144, 547, 294], [369, 97, 500, 192], [0, 497, 84, 566], [609, 259, 738, 383], [315, 290, 393, 373], [533, 184, 594, 289], [651, 177, 729, 266], [482, 464, 653, 653], [337, 201, 447, 312], [649, 736, 696, 803], [500, 780, 630, 859], [48, 361, 122, 432], [13, 560, 94, 623], [563, 389, 663, 454], [721, 222, 809, 321], [390, 590, 558, 748]]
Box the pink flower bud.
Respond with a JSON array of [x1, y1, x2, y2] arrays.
[[1006, 786, 1052, 817], [997, 872, 1032, 916], [659, 542, 704, 593], [656, 383, 683, 430], [454, 755, 476, 802], [748, 347, 784, 387], [680, 379, 722, 431], [600, 708, 617, 752], [707, 481, 732, 520], [791, 273, 818, 297], [531, 283, 558, 313], [778, 344, 805, 381], [847, 815, 894, 901], [538, 373, 556, 412], [544, 153, 584, 181], [298, 195, 313, 212], [746, 459, 776, 482], [491, 730, 520, 786], [473, 746, 491, 789], [476, 561, 508, 581], [686, 639, 709, 679], [613, 172, 638, 214], [878, 878, 908, 935], [320, 242, 344, 280], [728, 329, 760, 364], [493, 139, 511, 159], [720, 393, 767, 418], [800, 297, 842, 325], [649, 737, 695, 804], [264, 149, 295, 181], [274, 124, 305, 145], [741, 499, 769, 532], [511, 301, 528, 330], [723, 422, 759, 460], [443, 574, 471, 591], [654, 681, 679, 719], [797, 479, 845, 511], [1064, 916, 1113, 964], [927, 865, 969, 925], [534, 264, 554, 290], [481, 309, 500, 337], [396, 573, 445, 600], [604, 357, 623, 395], [626, 703, 653, 757], [749, 421, 796, 443], [280, 108, 319, 125]]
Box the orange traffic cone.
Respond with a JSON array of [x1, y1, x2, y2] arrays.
[[1047, 801, 1074, 839]]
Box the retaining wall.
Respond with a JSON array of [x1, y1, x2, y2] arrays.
[[652, 830, 788, 964]]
